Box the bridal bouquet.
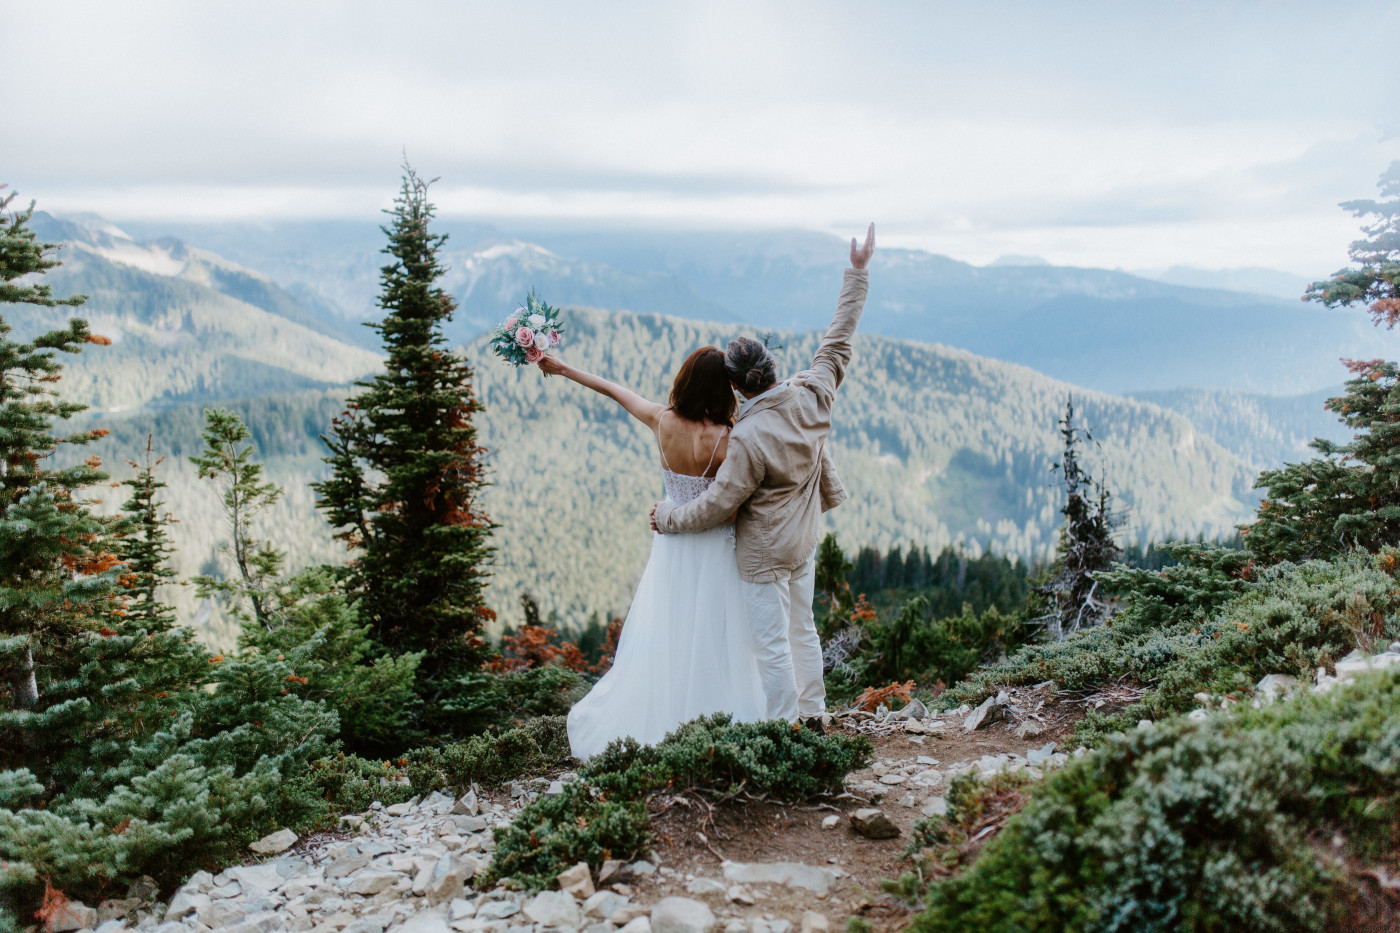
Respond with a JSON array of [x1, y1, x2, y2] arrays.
[[489, 293, 565, 366]]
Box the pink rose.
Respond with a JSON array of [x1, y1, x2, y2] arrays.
[[525, 346, 544, 363], [505, 317, 518, 330], [515, 326, 533, 347], [548, 330, 561, 347]]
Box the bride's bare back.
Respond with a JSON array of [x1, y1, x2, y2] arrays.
[[656, 411, 728, 477]]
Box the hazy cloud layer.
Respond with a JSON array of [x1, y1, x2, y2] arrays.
[[5, 1, 1398, 273]]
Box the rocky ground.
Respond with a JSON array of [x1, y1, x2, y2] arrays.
[[46, 684, 1101, 933]]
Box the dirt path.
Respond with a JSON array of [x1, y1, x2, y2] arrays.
[[625, 691, 1089, 932]]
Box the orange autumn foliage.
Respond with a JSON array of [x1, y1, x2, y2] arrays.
[[855, 680, 917, 712]]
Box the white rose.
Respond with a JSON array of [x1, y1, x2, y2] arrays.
[[533, 330, 550, 350], [528, 313, 546, 327]]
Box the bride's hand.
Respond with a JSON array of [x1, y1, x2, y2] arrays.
[[850, 223, 876, 270], [536, 354, 567, 377]]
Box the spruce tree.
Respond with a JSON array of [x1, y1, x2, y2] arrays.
[[191, 408, 284, 628], [1305, 160, 1400, 327], [315, 166, 494, 730], [117, 435, 178, 632], [1248, 164, 1400, 562], [1037, 398, 1119, 639], [193, 408, 423, 750]]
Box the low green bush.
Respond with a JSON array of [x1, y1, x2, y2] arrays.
[[483, 783, 652, 891], [486, 714, 872, 890], [908, 670, 1400, 933], [940, 548, 1400, 730], [405, 716, 573, 795]]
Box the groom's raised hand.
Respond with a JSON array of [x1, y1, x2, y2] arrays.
[[850, 223, 876, 270]]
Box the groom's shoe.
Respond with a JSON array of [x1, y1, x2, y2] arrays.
[[800, 716, 826, 735]]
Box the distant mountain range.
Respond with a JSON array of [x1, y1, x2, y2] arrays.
[[19, 211, 1375, 638], [111, 215, 1396, 396]]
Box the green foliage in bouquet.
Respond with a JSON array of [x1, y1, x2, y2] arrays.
[[489, 291, 566, 367], [908, 671, 1400, 933], [486, 714, 872, 890]]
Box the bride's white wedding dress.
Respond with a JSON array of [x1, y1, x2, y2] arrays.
[[567, 431, 768, 760]]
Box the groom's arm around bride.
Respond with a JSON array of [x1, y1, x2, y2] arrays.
[[650, 224, 875, 584]]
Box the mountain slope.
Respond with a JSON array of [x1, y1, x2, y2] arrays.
[[18, 216, 381, 412], [64, 308, 1256, 643], [117, 218, 1400, 396]]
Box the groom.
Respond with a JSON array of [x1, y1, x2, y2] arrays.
[[651, 224, 875, 730]]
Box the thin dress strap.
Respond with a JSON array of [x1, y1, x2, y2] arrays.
[[700, 427, 729, 477], [656, 411, 674, 472]]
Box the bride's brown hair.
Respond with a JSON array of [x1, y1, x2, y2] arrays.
[[669, 346, 737, 426]]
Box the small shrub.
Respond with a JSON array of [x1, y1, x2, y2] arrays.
[[404, 718, 573, 796], [482, 783, 651, 891], [909, 671, 1400, 932], [287, 754, 415, 820], [488, 715, 872, 891]]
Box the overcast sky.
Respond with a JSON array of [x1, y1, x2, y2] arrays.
[[5, 1, 1398, 274]]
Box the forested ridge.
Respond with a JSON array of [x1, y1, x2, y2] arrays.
[[64, 307, 1255, 641]]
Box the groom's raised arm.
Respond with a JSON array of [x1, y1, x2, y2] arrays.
[[652, 438, 764, 535], [803, 223, 874, 397]]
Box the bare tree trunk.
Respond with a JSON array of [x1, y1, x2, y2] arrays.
[[14, 643, 38, 709]]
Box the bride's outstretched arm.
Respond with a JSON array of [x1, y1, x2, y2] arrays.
[[536, 355, 666, 429]]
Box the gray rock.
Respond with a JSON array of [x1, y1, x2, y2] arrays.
[[628, 860, 657, 877], [151, 924, 189, 933], [769, 921, 792, 933], [849, 809, 899, 840], [166, 890, 210, 920], [250, 829, 299, 855], [1255, 674, 1299, 702], [387, 911, 450, 933], [452, 792, 479, 816], [230, 863, 286, 897], [650, 897, 714, 933], [618, 919, 651, 933], [684, 878, 726, 897], [448, 900, 476, 922], [1014, 720, 1044, 739], [820, 815, 839, 830], [127, 878, 161, 904], [523, 890, 581, 927], [343, 914, 391, 933], [98, 899, 140, 924], [197, 899, 248, 928], [962, 695, 1005, 732], [224, 911, 286, 933], [799, 914, 828, 933], [920, 796, 948, 818], [581, 892, 629, 921], [94, 921, 127, 933], [385, 802, 414, 817], [345, 873, 400, 896], [425, 855, 467, 907], [557, 861, 594, 899], [476, 901, 520, 922], [1026, 742, 1058, 767], [596, 860, 627, 884], [44, 900, 97, 933], [720, 861, 836, 896], [726, 886, 755, 906]]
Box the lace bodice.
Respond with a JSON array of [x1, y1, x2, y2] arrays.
[[657, 416, 728, 506], [662, 469, 717, 505]]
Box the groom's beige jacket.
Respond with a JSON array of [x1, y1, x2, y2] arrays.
[[652, 268, 869, 582]]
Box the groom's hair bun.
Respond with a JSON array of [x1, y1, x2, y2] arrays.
[[725, 337, 778, 393]]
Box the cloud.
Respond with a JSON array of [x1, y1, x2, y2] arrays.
[[5, 0, 1399, 274]]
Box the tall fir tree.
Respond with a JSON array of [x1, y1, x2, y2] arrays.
[[315, 166, 494, 731], [1037, 398, 1119, 639]]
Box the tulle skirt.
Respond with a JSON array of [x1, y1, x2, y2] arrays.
[[567, 524, 768, 760]]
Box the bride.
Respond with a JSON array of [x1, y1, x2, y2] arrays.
[[535, 346, 767, 759]]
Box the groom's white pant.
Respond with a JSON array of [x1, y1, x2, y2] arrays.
[[742, 550, 825, 721]]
